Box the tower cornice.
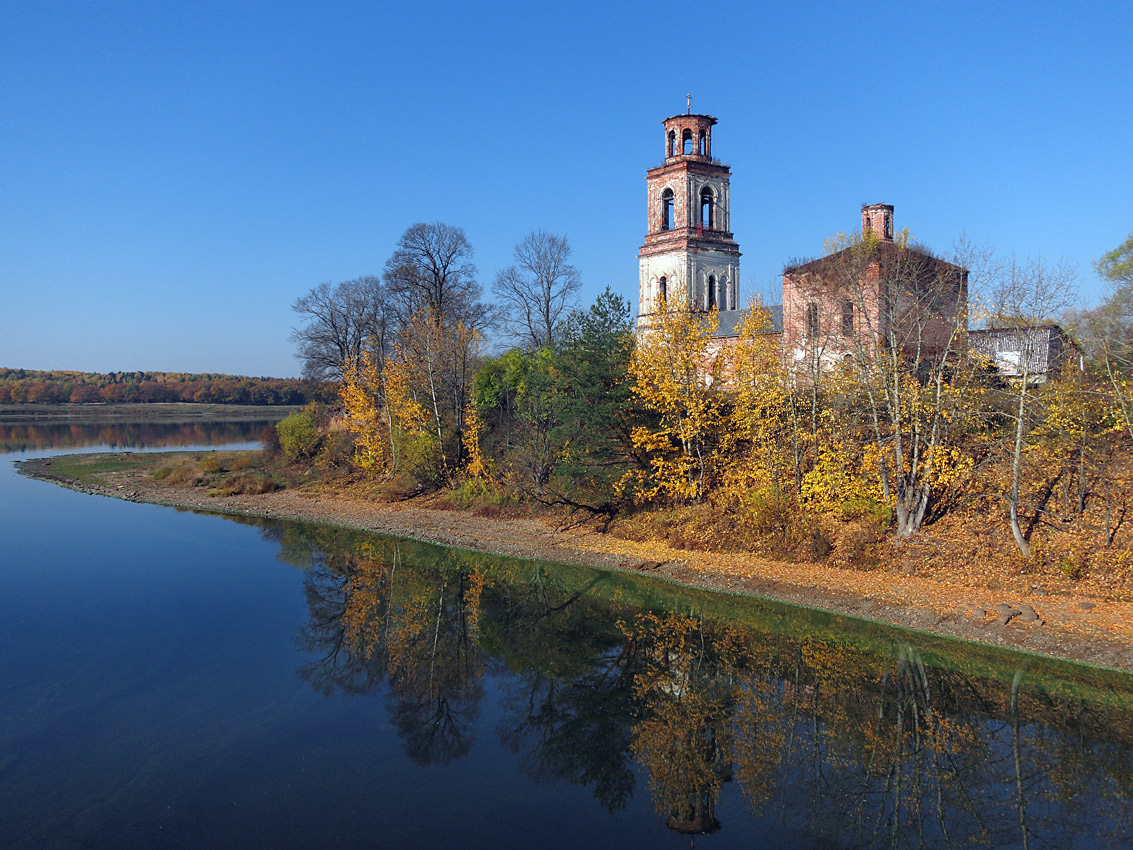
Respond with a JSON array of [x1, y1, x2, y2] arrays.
[[639, 235, 740, 258], [661, 112, 717, 125], [646, 159, 731, 179]]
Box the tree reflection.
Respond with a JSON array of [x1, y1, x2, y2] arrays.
[[0, 420, 269, 452], [492, 571, 639, 812], [625, 613, 742, 835], [387, 687, 480, 766], [296, 551, 386, 696], [295, 540, 487, 765], [383, 569, 485, 765], [284, 523, 1133, 847]]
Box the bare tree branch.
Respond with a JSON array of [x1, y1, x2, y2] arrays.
[[493, 230, 582, 350], [383, 222, 490, 331], [290, 276, 389, 381]]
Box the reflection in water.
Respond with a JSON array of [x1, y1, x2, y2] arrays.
[[0, 421, 274, 452], [628, 613, 740, 836], [282, 523, 1133, 848], [293, 537, 486, 765], [5, 409, 1129, 850]]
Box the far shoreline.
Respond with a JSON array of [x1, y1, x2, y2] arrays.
[[0, 402, 294, 424], [17, 450, 1133, 676]]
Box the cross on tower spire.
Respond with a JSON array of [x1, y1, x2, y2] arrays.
[[686, 93, 692, 114]]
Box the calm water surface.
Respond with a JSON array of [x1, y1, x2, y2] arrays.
[[1, 422, 1131, 849]]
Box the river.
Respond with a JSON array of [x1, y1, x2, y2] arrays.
[[1, 421, 1131, 848]]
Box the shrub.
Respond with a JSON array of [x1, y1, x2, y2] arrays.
[[259, 424, 282, 458], [836, 520, 886, 569], [1058, 553, 1086, 581], [735, 489, 793, 540], [154, 462, 196, 484], [446, 478, 524, 514], [397, 432, 445, 489], [317, 430, 355, 468], [802, 522, 834, 560], [277, 408, 322, 462], [838, 497, 892, 524]]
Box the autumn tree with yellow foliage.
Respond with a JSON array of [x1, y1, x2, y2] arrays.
[[340, 307, 481, 486], [721, 299, 794, 499], [789, 230, 985, 538], [628, 296, 726, 501]]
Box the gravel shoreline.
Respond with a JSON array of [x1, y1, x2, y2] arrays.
[[21, 457, 1133, 674]]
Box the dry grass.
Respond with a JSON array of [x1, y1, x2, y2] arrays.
[[152, 451, 284, 497], [608, 501, 882, 567]]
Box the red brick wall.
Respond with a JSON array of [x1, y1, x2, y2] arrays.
[[783, 252, 967, 368]]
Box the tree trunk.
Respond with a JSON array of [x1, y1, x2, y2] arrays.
[[1009, 371, 1033, 558]]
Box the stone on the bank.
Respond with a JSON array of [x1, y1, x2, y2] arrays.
[[995, 604, 1022, 625]]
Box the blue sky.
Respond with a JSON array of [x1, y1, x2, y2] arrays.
[[2, 1, 1130, 377]]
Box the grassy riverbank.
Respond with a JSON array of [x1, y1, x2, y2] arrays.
[[18, 449, 1133, 673]]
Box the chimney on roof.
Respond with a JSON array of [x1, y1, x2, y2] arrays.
[[862, 203, 894, 243]]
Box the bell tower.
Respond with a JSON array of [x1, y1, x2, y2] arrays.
[[637, 109, 740, 331]]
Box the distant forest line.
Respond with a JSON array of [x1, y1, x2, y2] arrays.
[[0, 368, 336, 406]]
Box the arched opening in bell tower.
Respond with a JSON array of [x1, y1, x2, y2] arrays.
[[698, 129, 706, 156], [707, 275, 716, 310], [699, 187, 715, 229], [660, 188, 674, 231], [667, 130, 676, 157], [658, 276, 668, 302], [682, 128, 693, 155]]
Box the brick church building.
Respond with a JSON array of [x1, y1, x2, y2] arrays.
[[634, 109, 1075, 383], [780, 203, 968, 368], [636, 109, 969, 360]]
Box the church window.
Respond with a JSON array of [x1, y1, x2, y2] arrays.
[[841, 299, 854, 336], [806, 302, 819, 338], [700, 187, 714, 229], [707, 275, 716, 310], [682, 129, 693, 155], [659, 276, 668, 301], [660, 188, 674, 231]]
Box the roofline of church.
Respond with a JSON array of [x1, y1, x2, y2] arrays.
[[661, 113, 717, 124], [782, 241, 967, 277]]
